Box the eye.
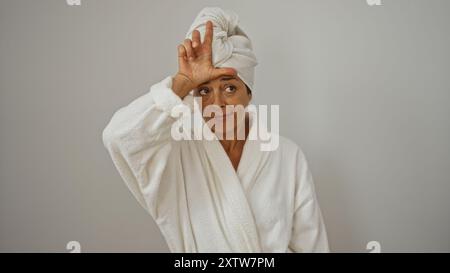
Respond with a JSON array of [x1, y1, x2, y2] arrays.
[[197, 87, 210, 96], [224, 85, 236, 93]]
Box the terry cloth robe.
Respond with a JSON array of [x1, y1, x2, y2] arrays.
[[102, 75, 330, 253]]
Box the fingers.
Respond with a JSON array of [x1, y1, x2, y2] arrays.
[[178, 45, 187, 69], [203, 20, 213, 47], [211, 67, 237, 79], [192, 29, 201, 48], [177, 45, 187, 61], [183, 39, 196, 61]]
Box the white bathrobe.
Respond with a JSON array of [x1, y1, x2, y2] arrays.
[[102, 75, 329, 253]]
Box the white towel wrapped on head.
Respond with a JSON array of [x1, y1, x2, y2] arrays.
[[185, 7, 258, 91]]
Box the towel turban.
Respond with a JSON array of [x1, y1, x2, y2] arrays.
[[185, 7, 258, 91]]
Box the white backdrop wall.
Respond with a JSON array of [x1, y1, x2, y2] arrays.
[[1, 0, 449, 252]]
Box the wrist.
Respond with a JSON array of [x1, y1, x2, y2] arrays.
[[172, 73, 195, 98]]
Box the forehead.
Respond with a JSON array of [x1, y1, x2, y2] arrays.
[[200, 75, 243, 86]]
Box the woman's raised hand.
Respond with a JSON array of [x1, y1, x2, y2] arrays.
[[172, 20, 237, 98]]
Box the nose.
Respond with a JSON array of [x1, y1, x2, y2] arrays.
[[211, 89, 225, 109]]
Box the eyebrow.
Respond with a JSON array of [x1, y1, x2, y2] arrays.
[[200, 76, 237, 86]]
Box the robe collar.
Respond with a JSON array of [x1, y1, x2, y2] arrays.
[[190, 100, 264, 252]]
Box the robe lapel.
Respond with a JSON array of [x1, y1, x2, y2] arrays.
[[191, 101, 262, 252], [236, 111, 269, 192], [201, 139, 262, 252]]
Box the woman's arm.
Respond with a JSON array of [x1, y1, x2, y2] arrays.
[[102, 75, 184, 218]]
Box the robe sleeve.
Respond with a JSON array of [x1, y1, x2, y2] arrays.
[[288, 147, 330, 253], [102, 75, 184, 219]]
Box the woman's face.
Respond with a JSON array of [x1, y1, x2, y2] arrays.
[[193, 75, 252, 137]]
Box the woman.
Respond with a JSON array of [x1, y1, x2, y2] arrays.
[[102, 7, 329, 252]]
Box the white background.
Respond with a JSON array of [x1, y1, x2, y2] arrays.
[[1, 0, 449, 252]]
